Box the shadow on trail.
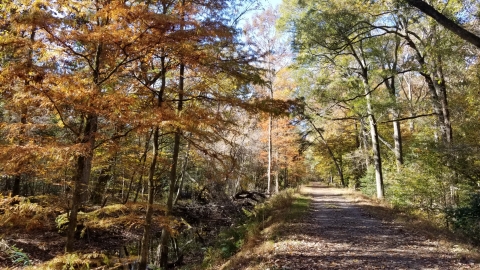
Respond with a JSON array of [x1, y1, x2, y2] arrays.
[[273, 184, 464, 269]]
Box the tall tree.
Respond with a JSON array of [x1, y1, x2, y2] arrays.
[[279, 0, 386, 198], [244, 6, 290, 194]]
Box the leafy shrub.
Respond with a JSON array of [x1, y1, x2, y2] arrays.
[[203, 188, 301, 266], [0, 239, 31, 266], [446, 193, 480, 244], [358, 166, 377, 197]]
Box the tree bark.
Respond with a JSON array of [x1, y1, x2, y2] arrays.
[[91, 167, 111, 205], [393, 116, 403, 170], [404, 0, 480, 48], [267, 113, 273, 194], [139, 127, 159, 270], [66, 114, 97, 252], [160, 60, 185, 268], [434, 55, 452, 145], [174, 141, 190, 205], [139, 50, 167, 268], [66, 40, 103, 252], [363, 76, 384, 199], [404, 34, 450, 145]]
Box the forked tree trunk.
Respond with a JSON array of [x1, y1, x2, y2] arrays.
[[363, 77, 384, 199], [404, 34, 451, 146]]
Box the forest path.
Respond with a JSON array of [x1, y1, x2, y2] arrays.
[[226, 183, 479, 269]]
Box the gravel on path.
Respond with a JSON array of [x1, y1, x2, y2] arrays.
[[228, 183, 479, 270]]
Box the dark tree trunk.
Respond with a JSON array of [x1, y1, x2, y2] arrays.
[[404, 34, 451, 145], [91, 167, 111, 205], [66, 114, 97, 252], [139, 50, 167, 268], [404, 0, 480, 48], [160, 61, 185, 268], [139, 127, 160, 270], [12, 176, 21, 196]]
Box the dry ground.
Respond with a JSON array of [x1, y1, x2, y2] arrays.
[[220, 183, 480, 270]]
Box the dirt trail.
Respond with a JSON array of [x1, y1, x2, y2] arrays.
[[237, 183, 479, 269]]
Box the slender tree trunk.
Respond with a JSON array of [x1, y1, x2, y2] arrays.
[[127, 131, 152, 204], [392, 115, 403, 170], [13, 105, 27, 196], [434, 55, 452, 145], [360, 118, 370, 167], [139, 127, 160, 270], [267, 113, 272, 194], [139, 50, 166, 268], [363, 78, 384, 199], [160, 61, 185, 268], [404, 76, 416, 132], [12, 176, 21, 196], [404, 35, 450, 145], [174, 141, 190, 205]]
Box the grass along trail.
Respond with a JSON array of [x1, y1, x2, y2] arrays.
[[219, 183, 480, 269]]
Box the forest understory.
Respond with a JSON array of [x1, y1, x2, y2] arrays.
[[0, 188, 269, 269]]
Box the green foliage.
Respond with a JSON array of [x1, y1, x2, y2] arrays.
[[0, 239, 31, 266], [446, 193, 480, 244], [218, 227, 246, 258], [359, 166, 377, 198]]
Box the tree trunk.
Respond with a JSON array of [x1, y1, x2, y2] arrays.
[[66, 113, 97, 252], [139, 50, 167, 268], [393, 116, 403, 171], [404, 0, 480, 48], [66, 40, 103, 252], [404, 34, 450, 145], [363, 78, 384, 199], [126, 130, 152, 204], [139, 127, 159, 270], [160, 60, 185, 268], [174, 141, 190, 205], [434, 55, 452, 145], [12, 175, 21, 196], [360, 118, 370, 167], [267, 113, 272, 194], [91, 167, 111, 205]]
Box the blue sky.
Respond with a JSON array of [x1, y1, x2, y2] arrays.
[[264, 0, 283, 7]]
